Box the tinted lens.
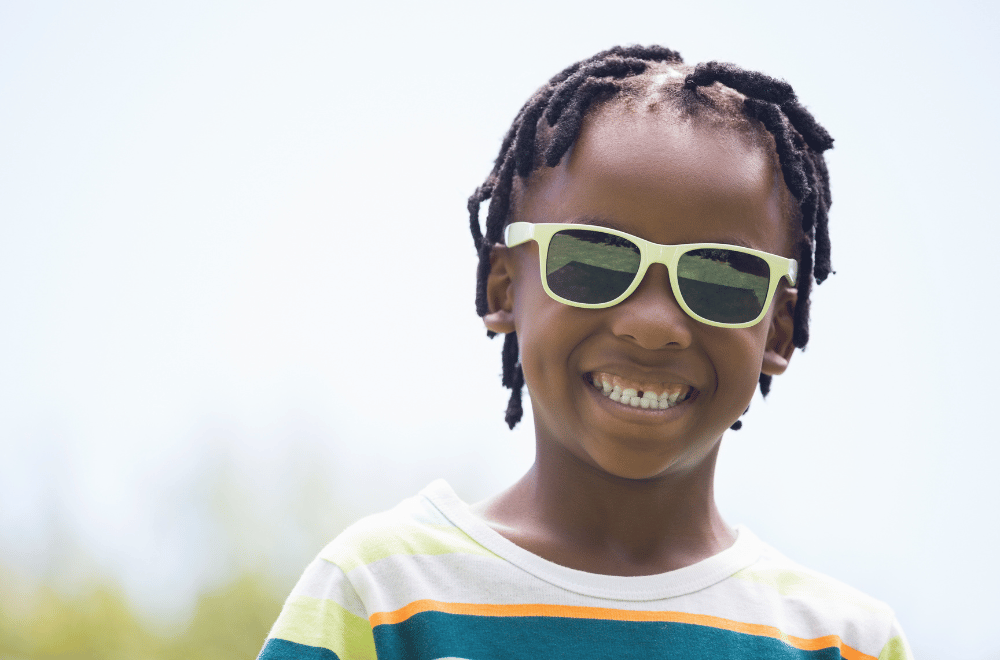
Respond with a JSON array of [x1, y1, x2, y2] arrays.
[[677, 248, 770, 323], [546, 229, 641, 304]]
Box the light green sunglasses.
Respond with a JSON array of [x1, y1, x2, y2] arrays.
[[505, 222, 797, 329]]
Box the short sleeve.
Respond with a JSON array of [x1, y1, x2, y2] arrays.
[[257, 556, 377, 660], [878, 615, 914, 660]]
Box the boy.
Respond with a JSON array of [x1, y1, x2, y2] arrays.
[[258, 45, 912, 659]]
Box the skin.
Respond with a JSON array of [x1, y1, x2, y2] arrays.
[[472, 103, 799, 577]]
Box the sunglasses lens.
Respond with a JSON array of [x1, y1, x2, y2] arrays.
[[677, 248, 770, 323], [546, 229, 641, 304]]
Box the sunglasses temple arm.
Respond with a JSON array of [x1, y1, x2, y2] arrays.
[[504, 222, 535, 248], [786, 259, 798, 286]]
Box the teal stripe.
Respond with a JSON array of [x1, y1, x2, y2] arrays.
[[257, 638, 342, 659], [372, 612, 847, 660]]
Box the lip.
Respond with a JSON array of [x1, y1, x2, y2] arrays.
[[582, 372, 699, 424], [583, 362, 699, 393]]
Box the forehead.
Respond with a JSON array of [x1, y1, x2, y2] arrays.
[[516, 104, 793, 254]]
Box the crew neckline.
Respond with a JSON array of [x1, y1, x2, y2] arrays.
[[420, 479, 763, 602]]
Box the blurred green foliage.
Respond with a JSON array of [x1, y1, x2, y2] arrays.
[[0, 568, 284, 659], [0, 434, 358, 660]]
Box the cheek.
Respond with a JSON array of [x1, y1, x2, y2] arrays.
[[711, 330, 768, 399], [510, 262, 594, 405], [514, 297, 588, 387], [510, 261, 559, 388]]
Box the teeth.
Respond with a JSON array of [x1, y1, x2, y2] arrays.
[[588, 372, 692, 410]]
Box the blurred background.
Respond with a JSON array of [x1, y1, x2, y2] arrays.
[[1, 1, 997, 658]]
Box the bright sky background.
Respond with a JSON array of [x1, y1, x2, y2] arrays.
[[1, 2, 997, 658]]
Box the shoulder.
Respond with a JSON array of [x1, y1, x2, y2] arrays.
[[318, 481, 498, 575], [260, 483, 501, 660], [727, 536, 912, 659], [733, 541, 892, 616]]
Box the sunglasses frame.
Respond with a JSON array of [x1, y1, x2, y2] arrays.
[[504, 222, 798, 329]]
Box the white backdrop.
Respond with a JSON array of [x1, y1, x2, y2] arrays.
[[1, 2, 997, 658]]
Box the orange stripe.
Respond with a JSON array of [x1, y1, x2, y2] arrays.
[[369, 600, 877, 660]]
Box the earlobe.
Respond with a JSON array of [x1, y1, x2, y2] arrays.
[[761, 287, 797, 376], [483, 245, 516, 335]]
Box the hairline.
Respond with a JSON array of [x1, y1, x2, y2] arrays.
[[509, 71, 807, 259]]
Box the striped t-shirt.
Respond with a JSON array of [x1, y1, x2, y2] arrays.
[[258, 480, 912, 660]]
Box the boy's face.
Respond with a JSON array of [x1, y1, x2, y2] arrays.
[[485, 105, 798, 481]]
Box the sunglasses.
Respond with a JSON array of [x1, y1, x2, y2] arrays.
[[504, 222, 797, 329]]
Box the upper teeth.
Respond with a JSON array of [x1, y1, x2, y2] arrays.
[[590, 372, 691, 410]]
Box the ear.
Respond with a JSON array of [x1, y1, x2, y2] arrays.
[[483, 245, 516, 334], [761, 287, 797, 376]]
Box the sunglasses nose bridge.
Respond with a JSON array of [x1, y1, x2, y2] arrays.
[[630, 243, 683, 307], [647, 243, 678, 275]]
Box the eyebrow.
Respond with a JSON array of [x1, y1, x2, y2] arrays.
[[568, 216, 758, 250]]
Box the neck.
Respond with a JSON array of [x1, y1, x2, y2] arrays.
[[477, 437, 735, 576]]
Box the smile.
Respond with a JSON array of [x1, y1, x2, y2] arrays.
[[585, 371, 693, 410]]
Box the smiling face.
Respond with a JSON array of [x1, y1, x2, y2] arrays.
[[485, 103, 798, 481]]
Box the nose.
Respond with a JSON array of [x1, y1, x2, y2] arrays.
[[609, 263, 693, 350]]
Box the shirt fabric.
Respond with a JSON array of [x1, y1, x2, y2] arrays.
[[258, 480, 913, 660]]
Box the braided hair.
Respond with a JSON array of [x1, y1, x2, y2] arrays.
[[468, 45, 834, 430]]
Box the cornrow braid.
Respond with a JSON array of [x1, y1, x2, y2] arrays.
[[683, 60, 835, 299], [544, 77, 620, 167], [469, 46, 833, 430]]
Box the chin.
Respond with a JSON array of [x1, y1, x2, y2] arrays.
[[590, 454, 679, 482]]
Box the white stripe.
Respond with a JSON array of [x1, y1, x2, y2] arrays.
[[347, 549, 890, 652], [289, 556, 367, 618]]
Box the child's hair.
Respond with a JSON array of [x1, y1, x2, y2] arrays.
[[468, 45, 834, 430]]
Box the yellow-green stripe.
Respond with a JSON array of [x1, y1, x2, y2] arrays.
[[322, 522, 497, 573], [269, 595, 376, 660]]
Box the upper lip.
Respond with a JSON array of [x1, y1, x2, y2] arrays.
[[583, 364, 699, 389]]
